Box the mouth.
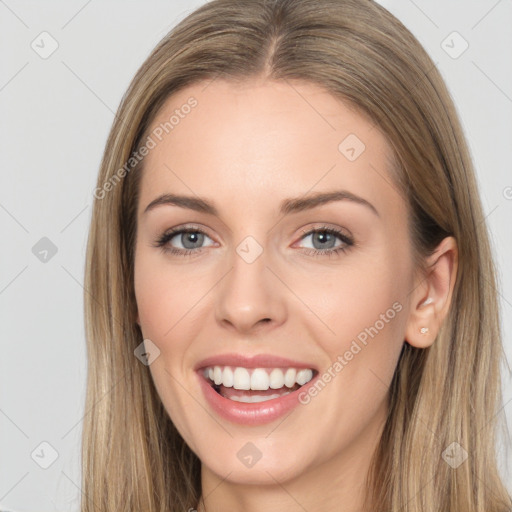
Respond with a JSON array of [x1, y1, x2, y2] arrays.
[[200, 365, 318, 403]]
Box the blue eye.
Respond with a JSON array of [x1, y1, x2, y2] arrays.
[[297, 226, 354, 257], [153, 227, 215, 256], [153, 225, 354, 258]]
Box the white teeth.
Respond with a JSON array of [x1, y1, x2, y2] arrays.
[[204, 365, 314, 390], [229, 393, 288, 403], [233, 367, 251, 390], [222, 366, 234, 387], [213, 366, 223, 385], [269, 368, 285, 389], [284, 368, 297, 388], [250, 368, 270, 390], [296, 369, 313, 386]]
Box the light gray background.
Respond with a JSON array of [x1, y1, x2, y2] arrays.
[[0, 1, 511, 510]]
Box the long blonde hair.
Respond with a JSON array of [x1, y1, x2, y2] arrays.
[[82, 0, 512, 510]]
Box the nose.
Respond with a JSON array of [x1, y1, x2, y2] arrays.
[[214, 241, 287, 334]]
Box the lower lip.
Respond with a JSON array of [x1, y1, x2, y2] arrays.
[[196, 371, 318, 425]]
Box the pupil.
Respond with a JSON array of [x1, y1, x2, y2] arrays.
[[314, 232, 334, 249], [182, 232, 204, 249]]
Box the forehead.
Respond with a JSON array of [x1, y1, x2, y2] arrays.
[[137, 79, 405, 222]]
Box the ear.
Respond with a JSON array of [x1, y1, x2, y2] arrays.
[[404, 236, 458, 349]]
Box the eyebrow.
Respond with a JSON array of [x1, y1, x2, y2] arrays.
[[143, 190, 379, 217]]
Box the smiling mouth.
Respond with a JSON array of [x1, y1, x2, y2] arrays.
[[202, 365, 318, 403]]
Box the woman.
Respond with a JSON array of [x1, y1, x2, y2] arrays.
[[82, 0, 512, 510]]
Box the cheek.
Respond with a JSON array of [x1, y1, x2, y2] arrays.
[[304, 253, 408, 387], [134, 251, 207, 339], [134, 259, 172, 338], [133, 253, 208, 442], [298, 252, 405, 338]]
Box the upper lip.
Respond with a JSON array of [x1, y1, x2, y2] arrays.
[[195, 353, 318, 371]]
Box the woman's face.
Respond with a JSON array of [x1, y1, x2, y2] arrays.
[[134, 78, 419, 491]]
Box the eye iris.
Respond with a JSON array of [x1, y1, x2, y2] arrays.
[[181, 232, 204, 249], [313, 231, 336, 250]]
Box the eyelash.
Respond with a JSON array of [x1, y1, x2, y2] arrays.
[[152, 225, 354, 258]]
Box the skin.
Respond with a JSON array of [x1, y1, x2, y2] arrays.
[[133, 78, 458, 512]]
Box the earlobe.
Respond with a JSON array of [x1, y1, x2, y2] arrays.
[[404, 236, 458, 349]]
